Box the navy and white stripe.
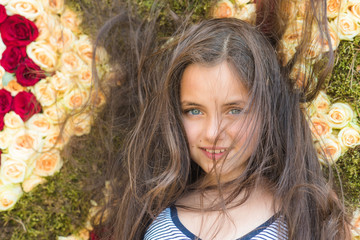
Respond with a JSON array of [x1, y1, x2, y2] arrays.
[[144, 206, 288, 240]]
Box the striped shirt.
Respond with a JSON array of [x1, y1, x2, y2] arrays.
[[144, 206, 288, 240]]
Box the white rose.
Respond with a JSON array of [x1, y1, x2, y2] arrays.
[[22, 174, 46, 193], [0, 184, 23, 211], [49, 25, 76, 53], [41, 0, 64, 14], [49, 71, 74, 93], [0, 0, 10, 5], [43, 103, 67, 124], [8, 129, 43, 163], [33, 79, 57, 107], [35, 11, 60, 41], [0, 128, 13, 149], [315, 135, 343, 164], [348, 1, 360, 22], [6, 0, 43, 21], [335, 12, 360, 41], [60, 51, 85, 75], [0, 155, 27, 184], [25, 113, 52, 136], [73, 35, 93, 65], [234, 3, 256, 24], [33, 149, 63, 177], [4, 111, 24, 129], [327, 102, 354, 128], [27, 40, 58, 71], [338, 124, 360, 148], [61, 87, 89, 111]]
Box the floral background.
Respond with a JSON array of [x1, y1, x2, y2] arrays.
[[0, 0, 358, 239]]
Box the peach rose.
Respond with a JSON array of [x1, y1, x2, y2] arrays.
[[41, 0, 64, 14], [0, 184, 23, 211], [0, 156, 27, 184], [62, 88, 89, 111], [90, 90, 106, 109], [33, 149, 63, 176], [6, 0, 44, 21], [310, 114, 332, 140], [327, 0, 343, 19], [33, 79, 57, 107], [348, 2, 360, 22], [213, 0, 235, 18], [22, 174, 46, 193], [49, 25, 75, 53], [8, 130, 42, 162], [77, 66, 92, 88], [4, 111, 24, 129], [35, 11, 60, 40], [4, 79, 27, 97], [234, 3, 256, 24], [66, 111, 92, 136], [336, 12, 360, 41], [74, 35, 93, 65], [25, 113, 52, 136], [49, 71, 73, 93], [327, 102, 354, 128], [352, 209, 360, 236], [27, 40, 58, 71], [338, 124, 360, 148], [60, 51, 84, 74], [289, 61, 311, 88], [60, 7, 81, 32], [278, 20, 303, 65], [42, 125, 70, 151], [315, 135, 342, 164], [312, 91, 331, 113], [43, 103, 67, 124]]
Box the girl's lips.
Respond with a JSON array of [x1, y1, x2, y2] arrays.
[[200, 147, 228, 160]]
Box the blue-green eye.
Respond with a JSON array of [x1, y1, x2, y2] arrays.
[[229, 109, 242, 115], [187, 109, 202, 115]]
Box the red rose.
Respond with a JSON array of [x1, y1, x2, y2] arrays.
[[12, 91, 41, 121], [16, 58, 46, 87], [0, 89, 12, 114], [0, 14, 38, 46], [1, 46, 26, 72], [0, 114, 4, 131], [0, 5, 7, 24]]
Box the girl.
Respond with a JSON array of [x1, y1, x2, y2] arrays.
[[89, 1, 352, 239]]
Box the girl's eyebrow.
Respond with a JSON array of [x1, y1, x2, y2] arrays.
[[224, 100, 247, 106], [181, 101, 202, 106]]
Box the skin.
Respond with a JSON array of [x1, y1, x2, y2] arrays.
[[178, 61, 275, 239], [180, 61, 258, 182]]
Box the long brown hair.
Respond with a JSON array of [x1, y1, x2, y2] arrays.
[[89, 1, 351, 239]]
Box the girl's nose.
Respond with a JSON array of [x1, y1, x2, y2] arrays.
[[205, 114, 223, 143]]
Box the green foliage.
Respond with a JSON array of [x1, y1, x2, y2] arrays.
[[326, 37, 360, 208]]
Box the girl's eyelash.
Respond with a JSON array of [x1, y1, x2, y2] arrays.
[[183, 108, 202, 115], [228, 108, 244, 115]]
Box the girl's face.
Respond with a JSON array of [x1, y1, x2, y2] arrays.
[[180, 62, 258, 181]]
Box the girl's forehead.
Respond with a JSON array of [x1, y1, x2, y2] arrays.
[[180, 62, 249, 103]]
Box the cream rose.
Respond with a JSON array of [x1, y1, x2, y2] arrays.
[[66, 111, 93, 136], [43, 103, 67, 124], [348, 1, 360, 22], [338, 124, 360, 148], [336, 12, 360, 41], [41, 0, 64, 14], [327, 102, 354, 128], [312, 91, 331, 113], [315, 135, 342, 164], [60, 51, 84, 75], [278, 20, 304, 65], [0, 129, 13, 149], [234, 3, 256, 24], [8, 130, 43, 162], [310, 114, 332, 140], [42, 126, 70, 151], [25, 113, 52, 136], [327, 0, 343, 19], [77, 66, 92, 88], [0, 156, 27, 184], [49, 26, 76, 53], [61, 88, 89, 111], [4, 79, 27, 97], [27, 40, 58, 71], [49, 71, 73, 93], [33, 79, 57, 107], [213, 0, 235, 18], [6, 0, 43, 21], [22, 174, 46, 193], [4, 111, 24, 129], [33, 149, 63, 177], [35, 11, 60, 41], [235, 0, 251, 5], [60, 7, 81, 32], [0, 184, 23, 211], [90, 90, 106, 109], [73, 35, 93, 65], [0, 0, 10, 5]]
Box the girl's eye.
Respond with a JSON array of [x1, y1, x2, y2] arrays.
[[228, 109, 243, 115], [185, 109, 202, 115]]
